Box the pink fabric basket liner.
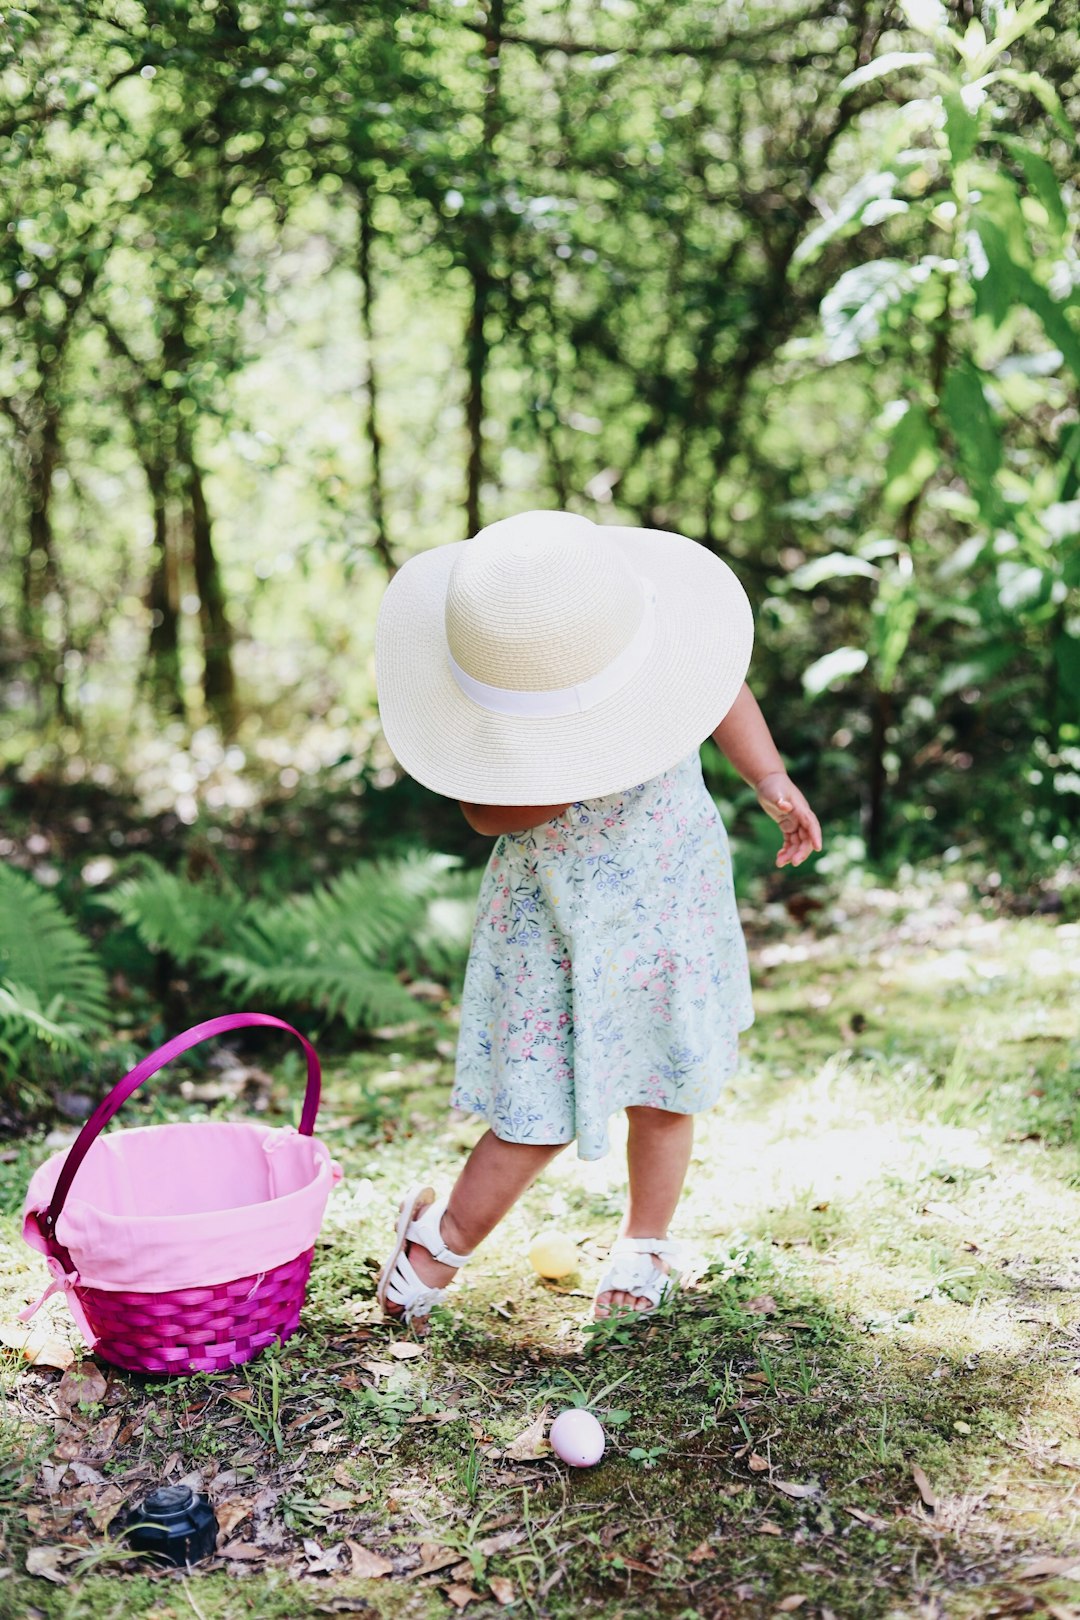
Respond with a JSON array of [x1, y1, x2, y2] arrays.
[[23, 1120, 341, 1292], [19, 1013, 342, 1372]]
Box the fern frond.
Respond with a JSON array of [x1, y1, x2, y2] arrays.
[[206, 951, 424, 1031], [0, 865, 109, 1035], [261, 855, 454, 963], [98, 858, 247, 962], [198, 855, 472, 1030], [96, 851, 475, 1035], [0, 981, 90, 1054]]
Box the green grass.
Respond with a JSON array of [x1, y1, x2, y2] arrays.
[[1, 878, 1079, 1619]]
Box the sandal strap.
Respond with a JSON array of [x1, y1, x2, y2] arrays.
[[597, 1238, 683, 1312], [383, 1248, 450, 1324], [609, 1236, 683, 1266], [406, 1195, 473, 1269]]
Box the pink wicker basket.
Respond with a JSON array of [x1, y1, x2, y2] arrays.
[[21, 1014, 340, 1376]]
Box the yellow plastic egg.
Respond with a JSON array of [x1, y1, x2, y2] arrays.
[[528, 1229, 578, 1279]]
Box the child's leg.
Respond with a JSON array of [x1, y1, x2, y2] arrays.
[[595, 1105, 694, 1317], [385, 1129, 566, 1309]]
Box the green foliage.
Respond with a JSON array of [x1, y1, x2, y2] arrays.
[[785, 0, 1079, 859], [1, 0, 1078, 878], [0, 865, 109, 1084], [98, 859, 248, 959], [102, 854, 474, 1033]]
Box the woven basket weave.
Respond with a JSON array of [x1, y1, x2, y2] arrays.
[[76, 1249, 315, 1375], [22, 1014, 335, 1377]]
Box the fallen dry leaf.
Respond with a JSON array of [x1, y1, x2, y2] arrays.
[[500, 1407, 550, 1462], [25, 1546, 73, 1584], [475, 1528, 523, 1558], [845, 1506, 889, 1531], [347, 1542, 394, 1578], [362, 1360, 399, 1380], [911, 1463, 937, 1509], [413, 1544, 462, 1576], [85, 1413, 120, 1459], [0, 1325, 75, 1371], [56, 1361, 107, 1411], [387, 1342, 426, 1360], [219, 1540, 264, 1561], [54, 1431, 86, 1463], [687, 1540, 714, 1564], [304, 1541, 346, 1575], [777, 1599, 808, 1613], [1013, 1555, 1080, 1580], [748, 1452, 769, 1473], [215, 1498, 253, 1539], [444, 1583, 483, 1609], [773, 1480, 820, 1499], [85, 1485, 125, 1532], [489, 1575, 516, 1605]]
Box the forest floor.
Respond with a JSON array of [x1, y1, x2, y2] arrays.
[[2, 874, 1080, 1620]]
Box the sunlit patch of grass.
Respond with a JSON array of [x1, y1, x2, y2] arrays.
[[2, 883, 1080, 1617]]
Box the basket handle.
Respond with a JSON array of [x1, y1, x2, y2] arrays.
[[40, 1013, 322, 1243]]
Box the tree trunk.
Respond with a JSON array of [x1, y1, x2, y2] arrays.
[[463, 0, 505, 537], [184, 449, 237, 736], [464, 269, 491, 538], [142, 453, 185, 718], [357, 186, 395, 575], [23, 405, 67, 720]]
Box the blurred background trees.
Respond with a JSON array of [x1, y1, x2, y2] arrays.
[[2, 0, 1078, 889]]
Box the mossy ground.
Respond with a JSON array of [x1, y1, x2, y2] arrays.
[[2, 875, 1079, 1620]]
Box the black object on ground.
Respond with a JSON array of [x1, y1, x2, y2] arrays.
[[121, 1484, 219, 1566]]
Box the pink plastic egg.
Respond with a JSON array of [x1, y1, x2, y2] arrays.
[[549, 1407, 605, 1468]]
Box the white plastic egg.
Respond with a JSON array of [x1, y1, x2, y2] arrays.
[[549, 1407, 605, 1468]]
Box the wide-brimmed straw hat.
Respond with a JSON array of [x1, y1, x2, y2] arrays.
[[374, 509, 753, 806]]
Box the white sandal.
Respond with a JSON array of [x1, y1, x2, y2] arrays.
[[594, 1237, 683, 1316], [376, 1184, 474, 1326]]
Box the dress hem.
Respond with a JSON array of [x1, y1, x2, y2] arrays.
[[451, 1041, 751, 1162]]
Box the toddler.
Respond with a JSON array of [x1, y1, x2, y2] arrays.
[[373, 510, 820, 1323]]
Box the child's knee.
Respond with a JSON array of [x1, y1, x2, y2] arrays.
[[626, 1105, 692, 1129]]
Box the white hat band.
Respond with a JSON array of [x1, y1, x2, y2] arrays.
[[447, 585, 656, 720]]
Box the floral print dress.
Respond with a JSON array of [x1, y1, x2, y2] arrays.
[[452, 750, 754, 1160]]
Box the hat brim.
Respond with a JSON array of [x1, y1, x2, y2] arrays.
[[375, 526, 754, 805]]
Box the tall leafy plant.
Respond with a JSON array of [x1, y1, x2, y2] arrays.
[[0, 865, 109, 1098], [791, 0, 1078, 857], [101, 854, 476, 1033]]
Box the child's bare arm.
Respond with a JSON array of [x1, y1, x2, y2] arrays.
[[460, 802, 572, 837], [711, 683, 822, 869], [711, 683, 785, 785]]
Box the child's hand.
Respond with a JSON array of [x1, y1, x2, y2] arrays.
[[755, 772, 822, 869]]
